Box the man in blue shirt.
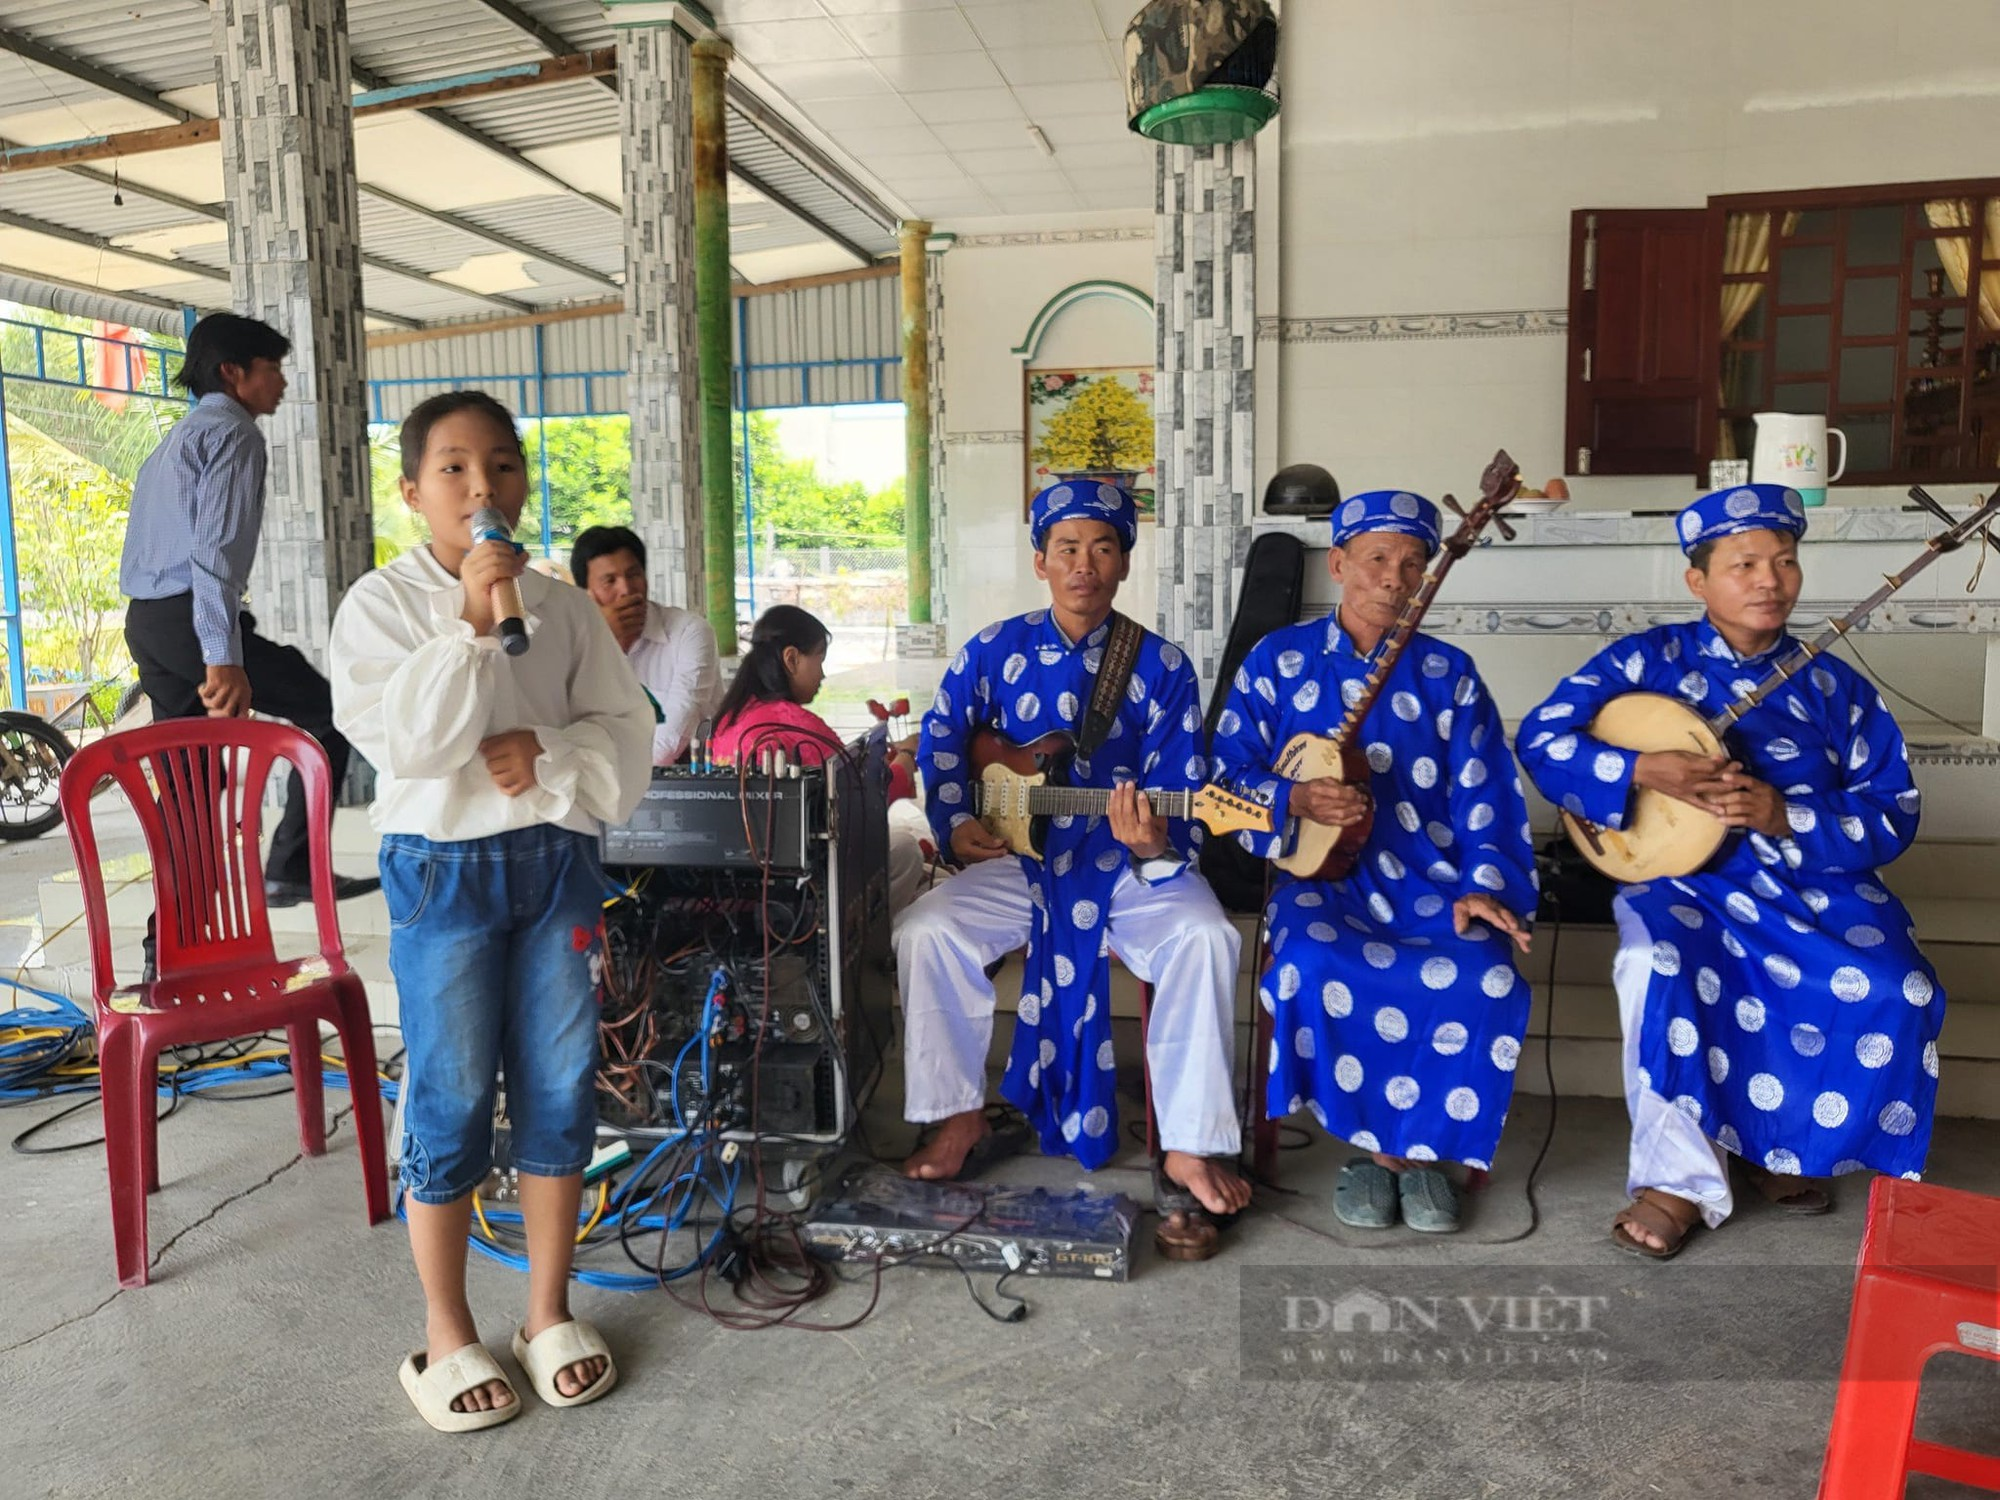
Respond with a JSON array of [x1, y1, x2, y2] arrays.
[[121, 313, 376, 907]]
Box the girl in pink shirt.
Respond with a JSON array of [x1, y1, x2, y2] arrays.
[[710, 606, 842, 767]]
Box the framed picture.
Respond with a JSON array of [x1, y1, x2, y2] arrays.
[[1023, 365, 1157, 517]]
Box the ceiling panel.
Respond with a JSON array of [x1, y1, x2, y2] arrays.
[[904, 86, 1020, 124], [704, 0, 1148, 227], [0, 0, 1146, 322], [833, 8, 981, 54], [963, 0, 1109, 50]]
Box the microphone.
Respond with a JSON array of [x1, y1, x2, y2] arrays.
[[470, 506, 529, 657]]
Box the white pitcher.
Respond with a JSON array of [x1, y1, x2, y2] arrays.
[[1751, 413, 1847, 507]]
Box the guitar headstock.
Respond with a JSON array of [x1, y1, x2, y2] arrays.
[[1193, 784, 1278, 837], [1438, 447, 1524, 557]]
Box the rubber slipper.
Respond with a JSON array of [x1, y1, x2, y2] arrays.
[[1334, 1157, 1398, 1230], [398, 1344, 521, 1434], [511, 1319, 617, 1410], [1399, 1166, 1462, 1234]]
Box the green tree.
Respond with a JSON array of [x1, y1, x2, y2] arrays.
[[370, 408, 904, 563], [11, 420, 132, 683], [0, 309, 186, 481], [522, 415, 632, 542], [730, 410, 904, 545]]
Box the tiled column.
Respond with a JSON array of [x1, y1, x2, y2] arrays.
[[926, 244, 949, 646], [1154, 138, 1256, 685], [214, 0, 370, 663], [609, 5, 703, 613]]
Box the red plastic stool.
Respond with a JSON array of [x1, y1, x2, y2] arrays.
[[1817, 1176, 2000, 1498]]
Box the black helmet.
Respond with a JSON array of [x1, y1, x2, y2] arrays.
[[1263, 463, 1338, 517]]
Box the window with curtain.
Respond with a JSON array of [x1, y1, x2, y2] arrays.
[[1708, 181, 2000, 483]]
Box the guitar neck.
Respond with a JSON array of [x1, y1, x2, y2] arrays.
[[1705, 492, 2000, 734], [1327, 562, 1457, 748], [987, 784, 1193, 819]]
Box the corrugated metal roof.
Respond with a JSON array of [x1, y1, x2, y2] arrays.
[[728, 107, 896, 260], [443, 79, 620, 148], [0, 3, 216, 107], [524, 0, 615, 49], [348, 0, 549, 85], [0, 0, 897, 325], [0, 169, 205, 235]]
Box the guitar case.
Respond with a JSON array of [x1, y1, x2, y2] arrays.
[[1199, 530, 1308, 913]]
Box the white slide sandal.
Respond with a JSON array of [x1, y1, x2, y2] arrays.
[[511, 1319, 618, 1409], [398, 1344, 522, 1434]]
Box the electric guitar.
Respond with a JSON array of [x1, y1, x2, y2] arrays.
[[968, 728, 1273, 860], [1271, 449, 1523, 880]]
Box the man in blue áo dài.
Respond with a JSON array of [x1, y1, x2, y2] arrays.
[[1210, 492, 1536, 1234], [897, 480, 1250, 1260], [1516, 484, 1944, 1260]]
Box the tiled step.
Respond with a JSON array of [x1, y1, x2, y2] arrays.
[[1505, 1035, 2000, 1119], [1881, 840, 2000, 900], [1520, 981, 2000, 1059]]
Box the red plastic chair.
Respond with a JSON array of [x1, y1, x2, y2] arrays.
[[59, 719, 390, 1287], [1817, 1176, 2000, 1497]]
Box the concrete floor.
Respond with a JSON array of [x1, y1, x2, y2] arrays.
[[4, 1017, 1999, 1500]]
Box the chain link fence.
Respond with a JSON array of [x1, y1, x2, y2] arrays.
[[737, 537, 907, 628]]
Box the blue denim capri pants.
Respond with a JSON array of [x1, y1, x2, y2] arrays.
[[381, 824, 606, 1205]]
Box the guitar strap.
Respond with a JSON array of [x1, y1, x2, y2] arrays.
[[1078, 611, 1143, 759]]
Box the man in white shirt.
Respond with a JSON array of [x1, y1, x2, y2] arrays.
[[568, 526, 720, 765]]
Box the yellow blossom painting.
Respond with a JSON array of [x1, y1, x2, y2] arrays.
[[1024, 366, 1157, 517]]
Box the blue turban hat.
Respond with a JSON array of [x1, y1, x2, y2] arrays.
[[1029, 480, 1139, 552], [1676, 483, 1807, 556], [1330, 489, 1442, 557]]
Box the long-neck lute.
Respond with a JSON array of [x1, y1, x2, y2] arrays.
[[1270, 450, 1523, 879], [1704, 488, 2000, 736], [1562, 485, 2000, 884], [1329, 449, 1523, 756]]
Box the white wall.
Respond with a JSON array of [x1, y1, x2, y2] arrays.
[[939, 233, 1157, 645], [1273, 0, 2000, 508]]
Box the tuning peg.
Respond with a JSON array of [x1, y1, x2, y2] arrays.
[[1492, 514, 1518, 542], [1908, 485, 1954, 526], [1442, 493, 1467, 518]]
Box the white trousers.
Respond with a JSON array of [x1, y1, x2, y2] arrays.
[[887, 800, 939, 916], [1612, 896, 1736, 1227], [894, 856, 1243, 1156]]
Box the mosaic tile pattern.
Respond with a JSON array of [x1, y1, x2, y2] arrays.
[[1153, 138, 1256, 684], [1256, 309, 1568, 342], [215, 0, 371, 665], [954, 228, 1154, 248], [618, 21, 703, 611], [926, 250, 948, 640]]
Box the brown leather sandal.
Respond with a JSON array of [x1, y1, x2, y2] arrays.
[[1611, 1188, 1703, 1261], [1736, 1159, 1833, 1216], [1152, 1157, 1236, 1263]]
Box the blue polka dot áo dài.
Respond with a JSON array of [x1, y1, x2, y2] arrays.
[[1517, 619, 1943, 1181], [1210, 618, 1539, 1169], [917, 609, 1209, 1169]]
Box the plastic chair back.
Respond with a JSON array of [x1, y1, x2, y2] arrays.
[[59, 719, 343, 1000]]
